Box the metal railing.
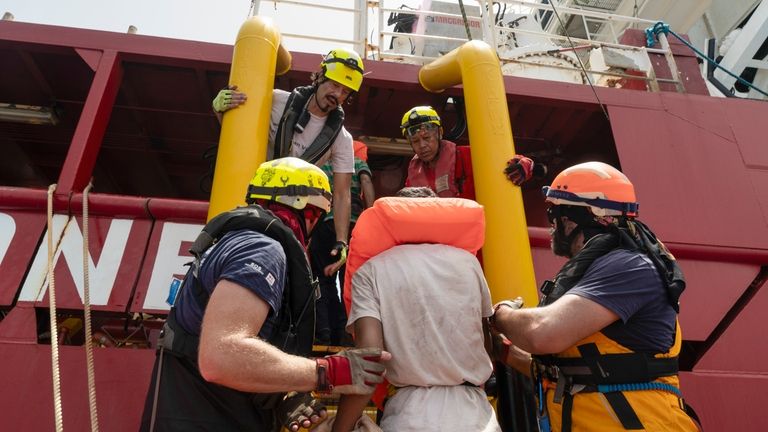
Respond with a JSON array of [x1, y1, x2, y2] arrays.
[[257, 0, 686, 93]]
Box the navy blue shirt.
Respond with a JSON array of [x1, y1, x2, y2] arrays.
[[567, 248, 676, 353], [173, 229, 286, 339]]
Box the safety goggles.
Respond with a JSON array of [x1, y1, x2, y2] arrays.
[[324, 56, 364, 74], [546, 206, 557, 224], [405, 122, 439, 138]]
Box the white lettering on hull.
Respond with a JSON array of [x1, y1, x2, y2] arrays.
[[18, 217, 132, 304], [143, 222, 203, 311]]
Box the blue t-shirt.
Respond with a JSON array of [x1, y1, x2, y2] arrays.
[[173, 229, 286, 340], [567, 248, 676, 353]]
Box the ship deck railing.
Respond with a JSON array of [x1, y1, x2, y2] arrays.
[[259, 0, 686, 93]]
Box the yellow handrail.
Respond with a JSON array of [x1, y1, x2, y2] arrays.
[[207, 16, 291, 220], [419, 40, 538, 305]]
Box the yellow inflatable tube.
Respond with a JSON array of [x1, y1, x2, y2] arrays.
[[419, 40, 538, 305], [207, 17, 291, 220]]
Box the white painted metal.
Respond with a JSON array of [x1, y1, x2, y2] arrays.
[[714, 0, 768, 98]]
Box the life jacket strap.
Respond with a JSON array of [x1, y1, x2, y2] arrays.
[[536, 344, 679, 386]]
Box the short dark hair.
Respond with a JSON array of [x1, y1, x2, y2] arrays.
[[396, 186, 437, 198]]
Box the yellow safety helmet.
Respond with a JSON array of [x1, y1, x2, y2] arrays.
[[321, 48, 365, 92], [400, 106, 442, 137], [246, 157, 332, 212]]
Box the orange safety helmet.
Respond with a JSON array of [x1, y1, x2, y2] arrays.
[[542, 161, 638, 217]]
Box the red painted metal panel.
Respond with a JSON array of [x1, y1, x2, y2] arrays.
[[70, 192, 208, 221], [30, 216, 152, 312], [57, 50, 123, 193], [695, 275, 768, 373], [749, 170, 768, 229], [131, 220, 204, 314], [680, 372, 768, 432], [676, 259, 760, 341], [725, 98, 768, 168], [0, 343, 154, 432], [0, 20, 233, 65], [0, 303, 37, 343], [527, 227, 768, 264], [0, 211, 46, 306], [608, 102, 768, 251], [657, 93, 735, 141], [0, 186, 69, 212]]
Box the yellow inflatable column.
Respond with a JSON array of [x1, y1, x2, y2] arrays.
[[419, 40, 537, 305], [207, 17, 291, 221]]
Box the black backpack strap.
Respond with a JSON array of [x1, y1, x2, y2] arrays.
[[274, 86, 314, 158]]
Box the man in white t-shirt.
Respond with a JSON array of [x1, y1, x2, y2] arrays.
[[332, 187, 502, 432], [213, 48, 365, 273]]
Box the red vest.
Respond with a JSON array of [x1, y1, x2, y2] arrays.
[[406, 140, 475, 199]]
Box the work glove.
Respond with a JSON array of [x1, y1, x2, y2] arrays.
[[323, 240, 348, 276], [212, 85, 246, 113], [331, 240, 348, 265], [315, 347, 387, 395], [275, 391, 327, 432], [489, 297, 524, 332], [504, 155, 546, 186]]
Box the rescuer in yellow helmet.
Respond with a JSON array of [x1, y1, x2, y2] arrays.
[[400, 105, 546, 198], [140, 157, 390, 432], [489, 162, 700, 432], [212, 47, 366, 296]]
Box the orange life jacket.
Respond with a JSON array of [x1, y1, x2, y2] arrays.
[[342, 196, 485, 313]]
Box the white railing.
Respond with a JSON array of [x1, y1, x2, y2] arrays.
[[257, 0, 685, 92]]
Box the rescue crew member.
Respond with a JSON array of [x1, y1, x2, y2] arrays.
[[141, 158, 389, 432], [213, 48, 365, 279], [401, 105, 545, 198], [331, 188, 502, 432], [490, 162, 699, 432], [310, 141, 375, 346]]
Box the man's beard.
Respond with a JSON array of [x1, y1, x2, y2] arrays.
[[551, 223, 582, 258]]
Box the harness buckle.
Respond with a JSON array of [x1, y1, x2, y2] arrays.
[[552, 367, 571, 404]]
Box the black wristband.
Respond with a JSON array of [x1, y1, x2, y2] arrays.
[[315, 358, 330, 393]]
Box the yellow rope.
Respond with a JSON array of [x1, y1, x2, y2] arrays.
[[47, 183, 64, 432], [82, 182, 100, 431]]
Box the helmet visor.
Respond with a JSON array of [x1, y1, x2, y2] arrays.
[[405, 122, 439, 138]]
